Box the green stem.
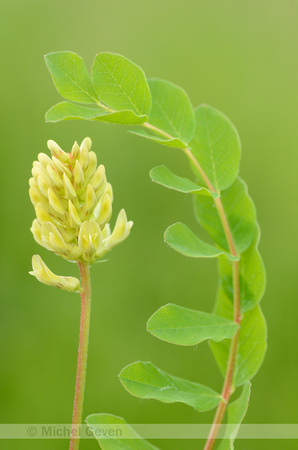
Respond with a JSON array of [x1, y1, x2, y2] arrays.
[[204, 261, 240, 450], [69, 262, 92, 450]]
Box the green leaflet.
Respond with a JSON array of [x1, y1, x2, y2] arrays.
[[218, 382, 251, 450], [119, 361, 221, 412], [147, 303, 238, 346], [86, 414, 158, 449], [150, 165, 218, 198], [194, 177, 257, 254], [45, 101, 148, 125], [218, 231, 266, 313], [45, 52, 98, 104], [92, 53, 151, 116], [146, 78, 195, 144], [164, 223, 238, 261], [129, 129, 188, 149], [210, 289, 267, 387], [189, 105, 241, 192]]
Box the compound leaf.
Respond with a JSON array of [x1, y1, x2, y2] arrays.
[[45, 51, 98, 104], [119, 361, 221, 412], [92, 53, 151, 116], [189, 105, 241, 192], [147, 303, 238, 346]]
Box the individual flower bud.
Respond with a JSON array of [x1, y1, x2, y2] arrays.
[[49, 233, 71, 258], [29, 186, 46, 207], [47, 164, 64, 189], [105, 182, 113, 202], [96, 193, 112, 226], [29, 255, 81, 292], [48, 188, 65, 215], [68, 200, 82, 228], [78, 221, 103, 262], [106, 209, 133, 248], [41, 222, 70, 259], [80, 137, 92, 152], [84, 151, 97, 181], [94, 178, 107, 200], [96, 210, 133, 259], [38, 152, 53, 167], [32, 162, 47, 177], [63, 173, 77, 199], [74, 160, 85, 190], [90, 165, 105, 191], [102, 223, 111, 240], [79, 147, 89, 171], [35, 202, 52, 224], [52, 156, 72, 179], [30, 219, 43, 246], [70, 141, 80, 160], [37, 174, 52, 197], [47, 140, 69, 163], [29, 177, 38, 189], [85, 184, 97, 212], [90, 192, 111, 225]]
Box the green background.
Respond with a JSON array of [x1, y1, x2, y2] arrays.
[[0, 1, 297, 449]]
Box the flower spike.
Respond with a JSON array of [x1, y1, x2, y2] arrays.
[[29, 137, 133, 278]]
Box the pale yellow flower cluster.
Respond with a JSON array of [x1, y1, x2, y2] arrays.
[[29, 137, 133, 291]]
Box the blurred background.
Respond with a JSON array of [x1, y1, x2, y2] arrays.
[[0, 1, 297, 449]]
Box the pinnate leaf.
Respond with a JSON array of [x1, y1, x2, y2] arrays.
[[150, 165, 218, 198], [45, 101, 147, 125], [146, 78, 195, 144], [147, 303, 238, 346], [165, 223, 238, 261], [189, 105, 241, 192], [119, 361, 221, 412], [194, 177, 257, 254], [45, 52, 98, 104], [86, 413, 158, 449], [218, 382, 251, 450], [210, 289, 267, 386], [92, 53, 151, 116]]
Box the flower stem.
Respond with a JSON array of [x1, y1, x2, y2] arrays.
[[69, 262, 91, 450]]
